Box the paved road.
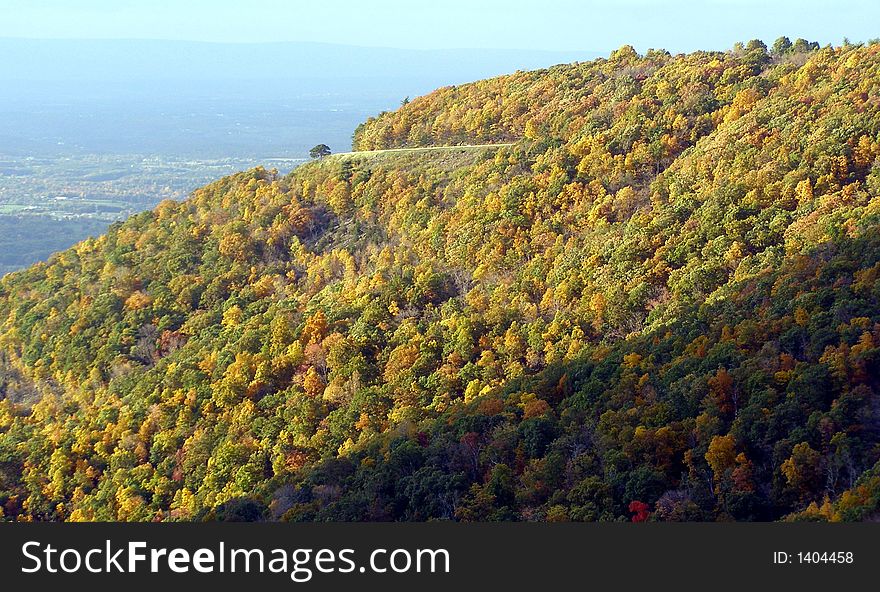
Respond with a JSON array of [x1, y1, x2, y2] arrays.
[[327, 143, 517, 158]]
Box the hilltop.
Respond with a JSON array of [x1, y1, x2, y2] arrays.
[[1, 41, 879, 522]]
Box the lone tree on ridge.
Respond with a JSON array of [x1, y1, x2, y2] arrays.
[[310, 144, 331, 159]]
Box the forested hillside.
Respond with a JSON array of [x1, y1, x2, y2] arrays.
[[1, 40, 880, 522]]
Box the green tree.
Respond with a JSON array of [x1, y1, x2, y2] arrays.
[[772, 36, 792, 55], [309, 144, 331, 159]]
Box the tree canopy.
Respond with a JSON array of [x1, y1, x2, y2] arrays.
[[1, 40, 880, 522], [310, 144, 332, 159]]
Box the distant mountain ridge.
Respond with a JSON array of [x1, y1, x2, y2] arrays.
[[0, 38, 603, 83]]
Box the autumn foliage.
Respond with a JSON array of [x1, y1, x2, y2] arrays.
[[1, 40, 880, 522]]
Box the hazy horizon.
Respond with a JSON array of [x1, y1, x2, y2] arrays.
[[0, 0, 875, 52], [0, 37, 603, 159], [0, 36, 606, 52]]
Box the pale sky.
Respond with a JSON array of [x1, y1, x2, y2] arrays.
[[0, 0, 875, 52]]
